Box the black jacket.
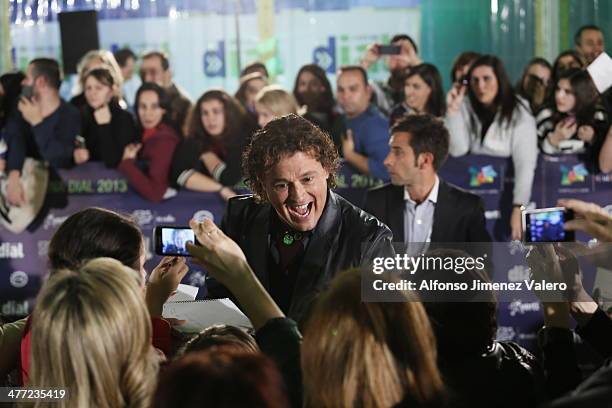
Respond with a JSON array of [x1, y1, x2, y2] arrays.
[[80, 102, 138, 168], [440, 341, 545, 408], [220, 191, 394, 323], [542, 309, 612, 408], [364, 180, 492, 243]]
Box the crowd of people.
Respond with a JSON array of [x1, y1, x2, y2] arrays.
[[0, 23, 612, 408], [0, 26, 609, 211]]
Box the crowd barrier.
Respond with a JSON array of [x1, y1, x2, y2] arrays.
[[1, 154, 611, 351]]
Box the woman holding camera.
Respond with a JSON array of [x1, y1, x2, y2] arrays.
[[445, 55, 538, 240]]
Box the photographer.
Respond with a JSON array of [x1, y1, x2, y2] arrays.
[[525, 199, 612, 406], [360, 34, 422, 116]]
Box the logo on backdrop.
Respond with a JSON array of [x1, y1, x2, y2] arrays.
[[43, 213, 69, 230], [560, 164, 588, 186], [508, 300, 540, 316], [496, 326, 516, 341], [313, 37, 336, 73], [37, 240, 49, 257], [204, 41, 226, 77], [155, 214, 176, 224], [131, 210, 154, 227], [507, 265, 530, 282], [0, 242, 24, 259], [1, 300, 29, 316], [9, 271, 28, 288], [469, 165, 497, 187]]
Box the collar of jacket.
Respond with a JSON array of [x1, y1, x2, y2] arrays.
[[309, 189, 342, 239]]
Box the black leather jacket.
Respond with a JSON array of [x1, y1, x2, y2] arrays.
[[441, 341, 546, 408], [220, 190, 395, 323]]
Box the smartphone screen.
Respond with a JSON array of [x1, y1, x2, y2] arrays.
[[378, 45, 401, 55], [154, 226, 196, 256], [523, 208, 575, 242]]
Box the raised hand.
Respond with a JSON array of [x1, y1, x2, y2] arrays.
[[446, 85, 466, 114]]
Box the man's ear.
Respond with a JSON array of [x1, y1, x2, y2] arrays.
[[33, 76, 45, 91], [418, 152, 434, 169]]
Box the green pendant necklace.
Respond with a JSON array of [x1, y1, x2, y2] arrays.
[[282, 232, 303, 246]]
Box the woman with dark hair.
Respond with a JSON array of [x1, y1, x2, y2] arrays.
[[552, 50, 584, 80], [73, 67, 138, 168], [516, 57, 553, 115], [118, 82, 180, 202], [536, 68, 608, 165], [0, 71, 25, 129], [292, 64, 338, 133], [445, 55, 538, 240], [19, 207, 188, 383], [170, 89, 252, 200], [390, 63, 446, 125]]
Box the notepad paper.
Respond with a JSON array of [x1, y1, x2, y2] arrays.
[[163, 298, 252, 333], [587, 52, 612, 94], [167, 284, 199, 302]]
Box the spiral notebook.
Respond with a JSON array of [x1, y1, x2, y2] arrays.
[[163, 298, 252, 333]]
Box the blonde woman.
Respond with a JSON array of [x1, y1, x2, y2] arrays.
[[71, 50, 125, 110], [28, 258, 159, 408], [254, 85, 299, 128]]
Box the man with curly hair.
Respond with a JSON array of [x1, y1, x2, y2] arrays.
[[216, 114, 394, 323]]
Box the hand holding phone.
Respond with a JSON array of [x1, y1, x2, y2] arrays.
[[20, 85, 33, 100], [378, 45, 401, 55], [154, 226, 198, 256], [522, 207, 575, 243]]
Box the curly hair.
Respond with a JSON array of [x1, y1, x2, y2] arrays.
[[242, 114, 339, 201]]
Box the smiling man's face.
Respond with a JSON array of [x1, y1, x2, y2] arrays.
[[263, 151, 329, 232]]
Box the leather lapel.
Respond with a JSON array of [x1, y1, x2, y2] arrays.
[[243, 204, 271, 289]]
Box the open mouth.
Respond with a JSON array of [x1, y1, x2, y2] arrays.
[[286, 202, 313, 219]]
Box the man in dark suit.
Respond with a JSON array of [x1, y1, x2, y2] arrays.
[[364, 114, 491, 248], [218, 114, 394, 323]]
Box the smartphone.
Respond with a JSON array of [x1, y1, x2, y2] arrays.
[[20, 86, 33, 99], [522, 207, 575, 243], [378, 45, 401, 55], [153, 226, 197, 256]]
